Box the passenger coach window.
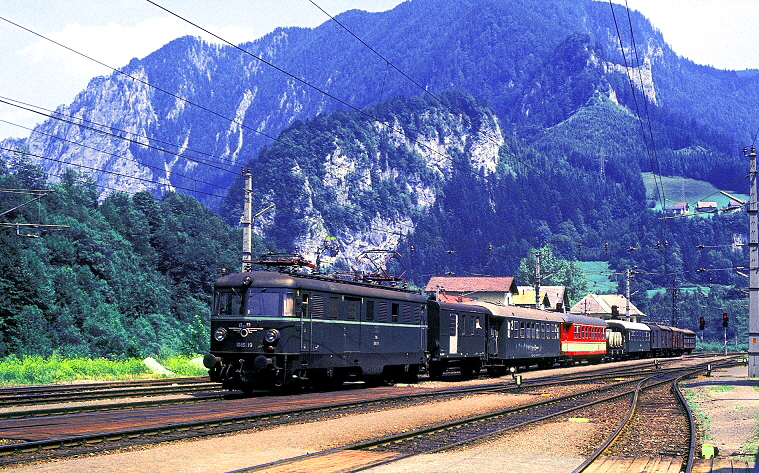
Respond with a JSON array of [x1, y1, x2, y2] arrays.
[[247, 292, 279, 316]]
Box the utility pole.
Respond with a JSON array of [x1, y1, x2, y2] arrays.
[[746, 147, 759, 377], [241, 169, 253, 272]]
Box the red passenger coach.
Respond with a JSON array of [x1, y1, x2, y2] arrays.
[[559, 314, 607, 364]]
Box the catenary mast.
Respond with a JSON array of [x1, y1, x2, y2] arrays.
[[747, 147, 758, 377]]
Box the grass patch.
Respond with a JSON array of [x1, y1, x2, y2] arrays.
[[159, 356, 208, 377], [683, 388, 713, 442], [739, 413, 759, 458], [579, 261, 617, 293], [0, 354, 206, 386], [642, 172, 748, 212], [709, 385, 735, 393]]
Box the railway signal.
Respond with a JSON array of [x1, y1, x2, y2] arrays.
[[699, 317, 705, 330], [722, 313, 729, 328]]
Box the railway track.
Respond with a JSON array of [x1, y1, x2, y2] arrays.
[[0, 377, 221, 408], [232, 358, 739, 473], [0, 357, 684, 422], [0, 359, 687, 467], [0, 356, 730, 468]]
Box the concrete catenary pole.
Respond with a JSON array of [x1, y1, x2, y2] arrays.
[[534, 252, 541, 310], [241, 169, 252, 272], [747, 147, 759, 377]]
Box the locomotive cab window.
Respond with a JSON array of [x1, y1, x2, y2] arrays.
[[215, 290, 245, 316]]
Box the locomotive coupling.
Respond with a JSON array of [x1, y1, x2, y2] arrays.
[[203, 353, 221, 369], [253, 355, 273, 370]]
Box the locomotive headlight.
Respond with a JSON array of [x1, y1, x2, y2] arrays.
[[263, 328, 280, 344], [213, 327, 228, 342]]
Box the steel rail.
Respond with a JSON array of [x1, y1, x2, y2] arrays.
[[673, 374, 697, 473], [570, 366, 712, 473]]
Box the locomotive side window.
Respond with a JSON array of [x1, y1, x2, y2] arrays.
[[247, 292, 279, 316], [329, 296, 340, 319], [449, 314, 457, 336], [460, 315, 466, 335], [283, 294, 295, 317], [366, 300, 375, 321], [345, 297, 360, 320], [520, 321, 525, 338], [391, 303, 399, 323]]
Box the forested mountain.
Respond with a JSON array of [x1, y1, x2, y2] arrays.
[[1, 0, 757, 350], [1, 0, 755, 208]]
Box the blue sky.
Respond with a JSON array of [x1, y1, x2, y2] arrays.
[[1, 0, 758, 140]]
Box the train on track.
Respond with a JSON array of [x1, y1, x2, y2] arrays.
[[203, 266, 696, 392]]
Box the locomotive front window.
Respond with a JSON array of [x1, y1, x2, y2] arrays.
[[247, 292, 280, 316]]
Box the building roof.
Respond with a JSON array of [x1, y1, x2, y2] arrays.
[[436, 293, 473, 303], [569, 293, 644, 317], [518, 285, 567, 307], [425, 276, 518, 294]]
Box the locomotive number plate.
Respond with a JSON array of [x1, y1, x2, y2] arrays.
[[236, 342, 256, 348]]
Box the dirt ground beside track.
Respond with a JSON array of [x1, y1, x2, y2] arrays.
[[680, 363, 759, 469]]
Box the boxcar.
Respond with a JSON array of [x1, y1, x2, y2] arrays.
[[606, 320, 651, 359], [205, 271, 428, 391], [681, 329, 696, 354], [671, 327, 696, 355], [559, 314, 607, 364], [427, 300, 488, 379], [479, 304, 563, 372], [647, 324, 674, 357]]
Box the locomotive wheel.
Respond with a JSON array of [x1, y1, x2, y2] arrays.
[[428, 363, 444, 380]]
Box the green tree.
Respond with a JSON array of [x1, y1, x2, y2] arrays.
[[518, 246, 588, 305]]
